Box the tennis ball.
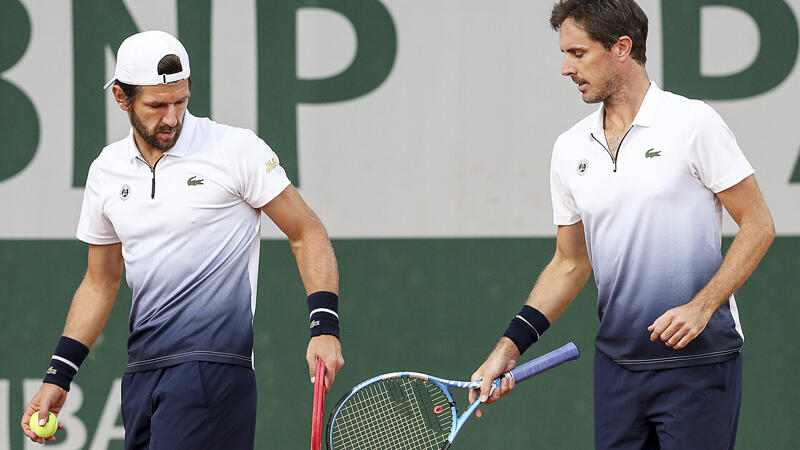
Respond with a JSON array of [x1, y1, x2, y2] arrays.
[[29, 411, 58, 438]]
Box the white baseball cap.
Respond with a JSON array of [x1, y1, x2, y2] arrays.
[[103, 31, 191, 90]]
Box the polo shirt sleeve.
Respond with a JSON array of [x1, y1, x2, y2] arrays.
[[76, 163, 120, 245], [224, 129, 292, 209], [550, 143, 581, 226], [689, 104, 754, 193]]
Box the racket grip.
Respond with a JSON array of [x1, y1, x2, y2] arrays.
[[506, 342, 579, 384]]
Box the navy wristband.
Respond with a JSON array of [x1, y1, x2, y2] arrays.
[[502, 305, 551, 355], [43, 336, 90, 392], [307, 291, 340, 339]]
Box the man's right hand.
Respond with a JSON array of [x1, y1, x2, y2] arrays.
[[21, 383, 67, 444], [468, 337, 521, 419]]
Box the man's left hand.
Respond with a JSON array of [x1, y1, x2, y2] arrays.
[[306, 335, 344, 393], [647, 302, 713, 350]]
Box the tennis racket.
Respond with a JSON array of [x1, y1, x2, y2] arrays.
[[326, 342, 579, 449], [311, 360, 327, 450]]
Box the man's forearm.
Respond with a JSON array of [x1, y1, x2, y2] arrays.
[[691, 218, 775, 314], [290, 222, 339, 295], [62, 276, 120, 348], [526, 254, 592, 323], [61, 243, 124, 347]]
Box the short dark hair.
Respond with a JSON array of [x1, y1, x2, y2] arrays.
[[116, 54, 191, 104], [550, 0, 648, 65]]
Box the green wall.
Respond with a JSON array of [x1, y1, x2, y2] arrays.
[[1, 237, 797, 448]]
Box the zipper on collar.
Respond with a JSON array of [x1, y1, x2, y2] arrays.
[[136, 155, 165, 199], [590, 126, 633, 173]]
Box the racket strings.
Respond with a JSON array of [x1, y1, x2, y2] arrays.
[[330, 377, 453, 449]]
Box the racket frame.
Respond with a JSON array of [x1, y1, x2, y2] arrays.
[[311, 360, 326, 450]]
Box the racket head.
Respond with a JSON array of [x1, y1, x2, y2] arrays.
[[326, 372, 457, 450], [311, 360, 326, 450]]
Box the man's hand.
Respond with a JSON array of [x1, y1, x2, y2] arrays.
[[307, 335, 344, 393], [21, 383, 67, 444], [648, 301, 713, 350], [468, 337, 521, 419]]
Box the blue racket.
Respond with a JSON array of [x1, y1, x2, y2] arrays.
[[326, 342, 580, 449]]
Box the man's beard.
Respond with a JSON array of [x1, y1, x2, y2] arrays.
[[129, 108, 183, 151], [580, 73, 619, 105]]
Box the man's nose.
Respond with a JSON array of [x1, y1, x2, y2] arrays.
[[162, 105, 178, 127], [561, 57, 575, 77]]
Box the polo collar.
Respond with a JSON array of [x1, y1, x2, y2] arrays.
[[631, 81, 662, 128], [589, 81, 663, 137], [127, 110, 197, 162]]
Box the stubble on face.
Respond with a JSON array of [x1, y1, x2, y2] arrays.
[[559, 18, 623, 105], [129, 107, 183, 152], [580, 72, 619, 104]]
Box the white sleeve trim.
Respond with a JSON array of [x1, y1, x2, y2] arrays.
[[75, 232, 121, 245], [553, 215, 581, 226], [708, 167, 755, 194], [252, 179, 292, 210]]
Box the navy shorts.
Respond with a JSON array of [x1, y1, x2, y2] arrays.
[[594, 350, 742, 450], [121, 361, 257, 450]]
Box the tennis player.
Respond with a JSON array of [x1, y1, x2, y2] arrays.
[[21, 31, 343, 449], [469, 1, 774, 448]]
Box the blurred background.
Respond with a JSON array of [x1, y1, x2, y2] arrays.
[[1, 0, 798, 448]]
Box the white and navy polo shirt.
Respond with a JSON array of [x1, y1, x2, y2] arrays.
[[77, 111, 291, 372], [551, 82, 753, 370]]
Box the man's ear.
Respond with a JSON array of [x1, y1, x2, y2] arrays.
[[615, 35, 633, 61], [111, 85, 130, 111]]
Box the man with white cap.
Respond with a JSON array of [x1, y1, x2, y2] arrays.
[[21, 31, 344, 448]]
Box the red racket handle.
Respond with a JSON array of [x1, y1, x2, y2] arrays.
[[310, 360, 326, 450]]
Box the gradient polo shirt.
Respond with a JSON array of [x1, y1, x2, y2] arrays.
[[550, 82, 753, 370], [77, 111, 291, 372]]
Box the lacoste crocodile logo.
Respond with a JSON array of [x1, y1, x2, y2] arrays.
[[265, 158, 279, 173], [645, 148, 661, 158], [187, 176, 204, 186]]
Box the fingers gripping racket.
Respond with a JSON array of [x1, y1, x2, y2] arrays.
[[311, 360, 327, 450], [326, 342, 579, 449]]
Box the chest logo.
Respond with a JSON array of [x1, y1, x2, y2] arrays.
[[265, 158, 279, 173], [645, 148, 661, 158], [187, 176, 204, 186], [577, 159, 589, 176], [119, 184, 131, 200]]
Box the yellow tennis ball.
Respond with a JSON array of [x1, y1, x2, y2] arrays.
[[29, 411, 58, 438]]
